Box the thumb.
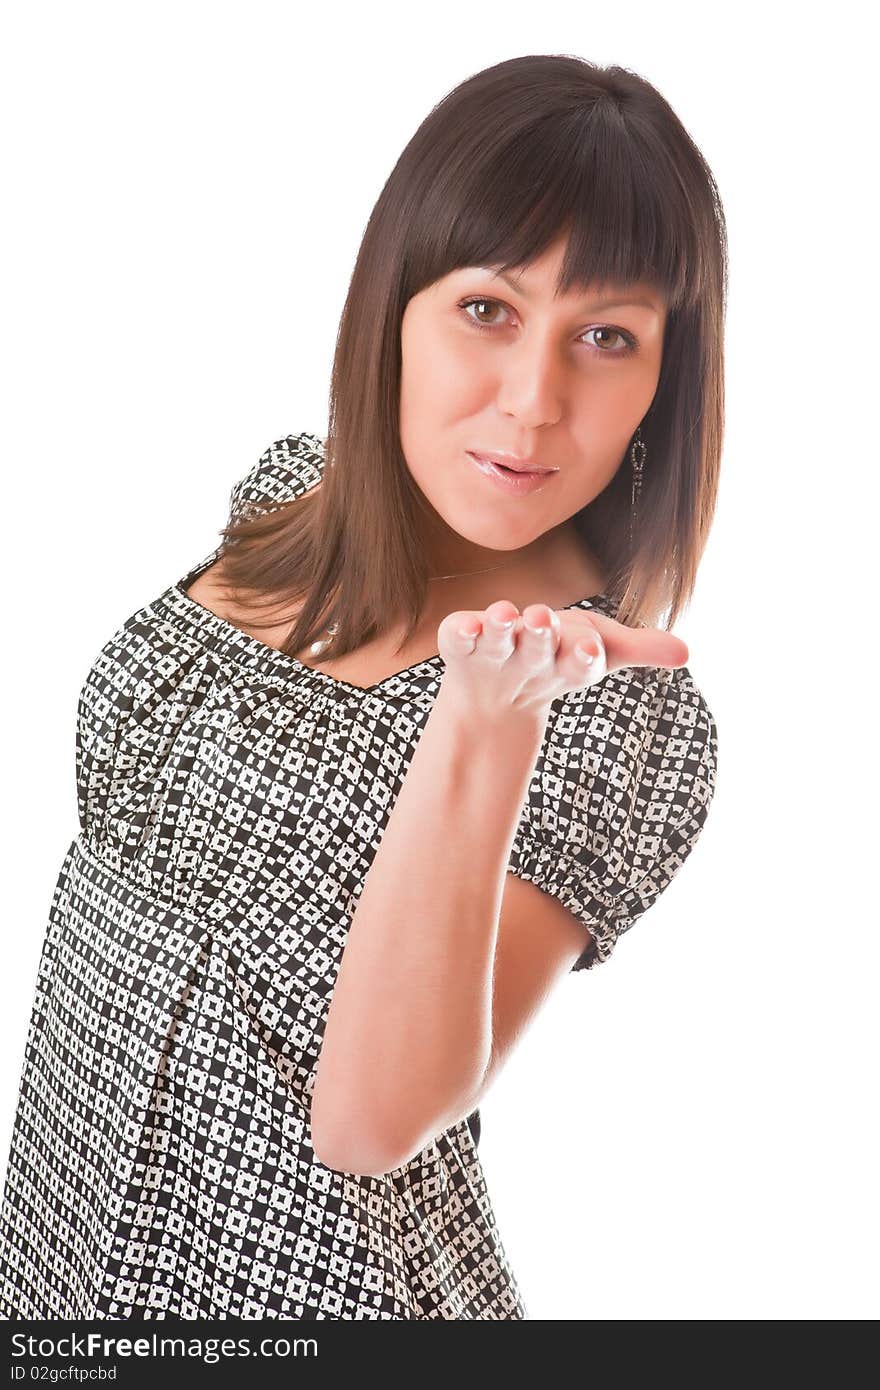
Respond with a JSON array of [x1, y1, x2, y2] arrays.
[[585, 612, 689, 674]]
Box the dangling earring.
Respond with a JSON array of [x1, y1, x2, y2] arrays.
[[629, 424, 646, 553], [309, 621, 339, 657]]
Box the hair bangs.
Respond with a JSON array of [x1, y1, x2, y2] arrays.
[[404, 93, 702, 315], [219, 54, 726, 653]]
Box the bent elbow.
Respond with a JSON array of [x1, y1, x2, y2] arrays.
[[311, 1113, 406, 1180], [312, 1138, 404, 1180]]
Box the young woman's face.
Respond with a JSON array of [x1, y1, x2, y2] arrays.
[[399, 233, 668, 568]]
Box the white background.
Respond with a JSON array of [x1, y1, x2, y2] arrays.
[[1, 0, 876, 1321]]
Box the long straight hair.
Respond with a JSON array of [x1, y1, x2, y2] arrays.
[[217, 54, 727, 657]]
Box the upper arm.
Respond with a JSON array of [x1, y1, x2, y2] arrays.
[[470, 665, 719, 1105]]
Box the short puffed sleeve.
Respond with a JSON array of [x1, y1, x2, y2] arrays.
[[508, 658, 718, 971], [226, 430, 326, 528]]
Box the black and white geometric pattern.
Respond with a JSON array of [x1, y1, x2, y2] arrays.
[[0, 432, 717, 1319]]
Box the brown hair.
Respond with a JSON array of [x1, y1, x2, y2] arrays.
[[216, 53, 727, 657]]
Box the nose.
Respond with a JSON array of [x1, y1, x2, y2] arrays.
[[494, 329, 565, 428]]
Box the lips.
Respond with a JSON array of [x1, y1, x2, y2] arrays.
[[466, 451, 558, 495], [468, 452, 554, 476]]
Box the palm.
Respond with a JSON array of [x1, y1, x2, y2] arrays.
[[435, 599, 689, 718]]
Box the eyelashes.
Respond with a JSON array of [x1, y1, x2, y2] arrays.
[[456, 296, 639, 358]]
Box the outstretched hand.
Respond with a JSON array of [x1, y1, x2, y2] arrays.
[[436, 599, 689, 721]]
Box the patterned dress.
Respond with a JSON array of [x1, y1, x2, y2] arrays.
[[0, 431, 718, 1319]]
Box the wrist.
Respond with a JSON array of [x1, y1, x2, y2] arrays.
[[432, 675, 550, 751]]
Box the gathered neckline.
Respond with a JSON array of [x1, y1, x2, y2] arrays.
[[158, 544, 615, 707]]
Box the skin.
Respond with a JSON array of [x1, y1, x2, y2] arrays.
[[312, 236, 695, 1174], [183, 241, 699, 1175], [397, 229, 685, 706]]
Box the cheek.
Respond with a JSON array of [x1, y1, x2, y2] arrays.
[[401, 332, 487, 422]]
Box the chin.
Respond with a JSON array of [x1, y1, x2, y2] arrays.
[[437, 515, 529, 554]]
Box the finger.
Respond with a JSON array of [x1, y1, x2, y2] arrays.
[[519, 603, 561, 662], [438, 610, 483, 654], [572, 626, 605, 671], [582, 611, 689, 672], [479, 600, 520, 657], [548, 622, 606, 684], [456, 622, 481, 654]]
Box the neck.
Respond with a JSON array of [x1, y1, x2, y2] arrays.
[[417, 522, 606, 619], [421, 519, 562, 582]]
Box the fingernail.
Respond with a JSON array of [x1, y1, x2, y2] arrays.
[[574, 643, 595, 664], [524, 621, 550, 635]]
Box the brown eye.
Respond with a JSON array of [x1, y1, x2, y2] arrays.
[[459, 297, 509, 328], [580, 326, 638, 357], [587, 327, 627, 351], [458, 297, 638, 357]]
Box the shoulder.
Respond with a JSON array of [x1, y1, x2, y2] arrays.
[[540, 659, 718, 871], [227, 430, 326, 526], [557, 658, 717, 798]]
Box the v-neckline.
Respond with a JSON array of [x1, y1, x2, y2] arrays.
[[172, 546, 613, 701]]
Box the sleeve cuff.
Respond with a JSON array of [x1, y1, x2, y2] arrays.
[[508, 839, 622, 972]]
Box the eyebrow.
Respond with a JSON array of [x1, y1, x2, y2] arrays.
[[475, 266, 661, 314]]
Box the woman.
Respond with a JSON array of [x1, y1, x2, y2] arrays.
[[0, 54, 723, 1319]]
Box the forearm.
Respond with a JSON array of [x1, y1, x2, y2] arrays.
[[310, 678, 547, 1174]]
